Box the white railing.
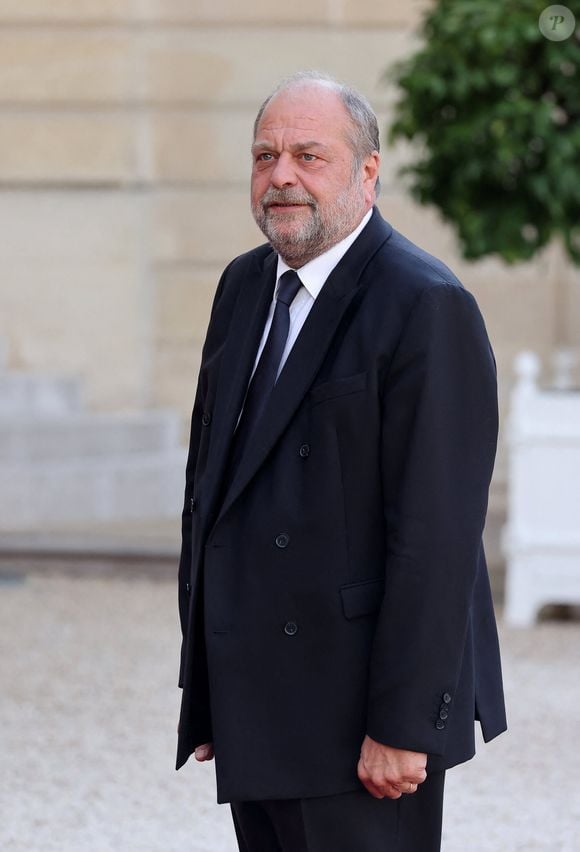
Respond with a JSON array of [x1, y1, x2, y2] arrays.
[[503, 351, 580, 625]]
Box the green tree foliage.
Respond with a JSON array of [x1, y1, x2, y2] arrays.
[[387, 0, 580, 264]]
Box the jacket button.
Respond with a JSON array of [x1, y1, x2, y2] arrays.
[[439, 708, 449, 720], [190, 497, 197, 513], [185, 583, 191, 594], [442, 692, 452, 704], [299, 443, 310, 458], [284, 621, 298, 636], [435, 719, 446, 730], [202, 412, 211, 426], [275, 533, 290, 549]]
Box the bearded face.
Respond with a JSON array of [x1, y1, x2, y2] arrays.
[[250, 86, 374, 268]]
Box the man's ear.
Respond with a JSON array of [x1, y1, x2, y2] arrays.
[[363, 151, 380, 204]]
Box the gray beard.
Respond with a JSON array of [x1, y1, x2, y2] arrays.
[[252, 184, 365, 267]]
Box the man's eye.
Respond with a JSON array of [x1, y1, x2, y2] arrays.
[[257, 153, 274, 161], [301, 153, 317, 162]]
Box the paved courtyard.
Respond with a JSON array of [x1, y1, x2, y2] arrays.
[[1, 572, 579, 851]]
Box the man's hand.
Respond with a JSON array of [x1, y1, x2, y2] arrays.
[[357, 735, 427, 799], [177, 721, 214, 762], [194, 742, 214, 762]]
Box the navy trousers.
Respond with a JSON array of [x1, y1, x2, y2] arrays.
[[230, 770, 445, 852]]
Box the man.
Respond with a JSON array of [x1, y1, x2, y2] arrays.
[[176, 71, 506, 851]]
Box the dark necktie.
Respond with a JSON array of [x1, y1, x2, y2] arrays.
[[228, 269, 302, 477]]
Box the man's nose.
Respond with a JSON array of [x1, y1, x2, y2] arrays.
[[270, 153, 298, 188]]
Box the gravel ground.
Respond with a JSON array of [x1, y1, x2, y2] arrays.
[[1, 573, 579, 852]]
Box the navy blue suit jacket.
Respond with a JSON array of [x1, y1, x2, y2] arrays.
[[176, 207, 507, 803]]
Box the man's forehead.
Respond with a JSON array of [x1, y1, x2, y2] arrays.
[[257, 114, 325, 133], [257, 86, 349, 132]]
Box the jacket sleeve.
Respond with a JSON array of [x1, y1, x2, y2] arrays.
[[366, 281, 498, 755], [177, 260, 235, 688]]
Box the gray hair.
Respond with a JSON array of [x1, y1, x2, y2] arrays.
[[253, 71, 381, 196]]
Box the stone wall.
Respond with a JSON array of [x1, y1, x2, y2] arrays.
[[0, 0, 578, 485]]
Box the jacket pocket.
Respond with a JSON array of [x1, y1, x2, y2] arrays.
[[340, 577, 384, 620], [309, 371, 367, 405]]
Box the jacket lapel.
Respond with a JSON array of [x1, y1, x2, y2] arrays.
[[201, 249, 276, 528], [215, 208, 393, 524]]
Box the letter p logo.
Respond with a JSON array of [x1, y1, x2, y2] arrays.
[[539, 5, 576, 40]]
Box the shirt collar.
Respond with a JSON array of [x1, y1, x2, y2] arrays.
[[275, 208, 373, 300]]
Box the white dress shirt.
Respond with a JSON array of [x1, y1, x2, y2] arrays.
[[250, 208, 373, 382]]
